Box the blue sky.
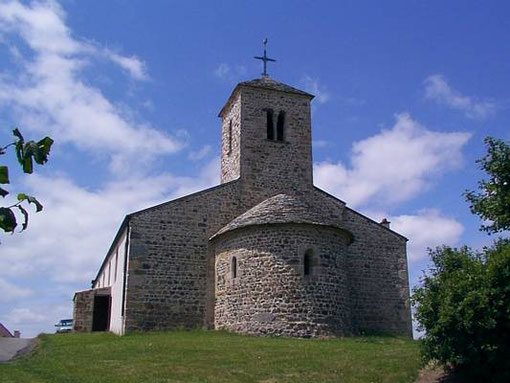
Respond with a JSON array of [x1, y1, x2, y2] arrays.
[[0, 0, 508, 337]]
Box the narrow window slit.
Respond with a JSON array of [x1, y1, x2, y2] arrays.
[[231, 256, 237, 279], [228, 120, 233, 154], [266, 109, 274, 140], [277, 111, 285, 141], [304, 249, 313, 276]]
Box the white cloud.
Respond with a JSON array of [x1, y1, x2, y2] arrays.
[[171, 156, 220, 197], [302, 75, 330, 104], [3, 303, 72, 337], [7, 44, 22, 60], [6, 307, 46, 325], [339, 96, 365, 106], [0, 0, 82, 55], [104, 49, 148, 81], [0, 0, 182, 172], [0, 278, 33, 302], [214, 63, 247, 81], [188, 144, 212, 161], [0, 158, 220, 284], [314, 113, 471, 208], [0, 300, 73, 338], [424, 74, 496, 119], [0, 157, 220, 335], [214, 63, 230, 78], [0, 1, 222, 337], [391, 209, 464, 263]]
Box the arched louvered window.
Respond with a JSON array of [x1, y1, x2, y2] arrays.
[[276, 111, 285, 141]]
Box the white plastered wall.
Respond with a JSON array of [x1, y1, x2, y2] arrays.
[[92, 229, 128, 335]]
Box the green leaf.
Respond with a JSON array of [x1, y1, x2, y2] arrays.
[[464, 136, 510, 233], [13, 128, 25, 167], [10, 129, 53, 174], [22, 154, 33, 174], [0, 187, 8, 198], [0, 207, 17, 232], [12, 128, 24, 142], [17, 193, 43, 212], [0, 166, 8, 184], [16, 204, 29, 231], [33, 137, 53, 165], [16, 138, 53, 173], [21, 141, 37, 174]]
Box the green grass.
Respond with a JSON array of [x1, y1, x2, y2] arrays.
[[0, 330, 421, 383]]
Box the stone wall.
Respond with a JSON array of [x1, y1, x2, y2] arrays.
[[313, 188, 412, 337], [214, 223, 352, 337], [220, 91, 242, 183], [239, 86, 313, 194], [73, 287, 111, 332], [123, 180, 411, 337], [73, 290, 94, 332], [124, 181, 246, 332]]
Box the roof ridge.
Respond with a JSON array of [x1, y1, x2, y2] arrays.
[[219, 78, 314, 117], [238, 77, 314, 98]]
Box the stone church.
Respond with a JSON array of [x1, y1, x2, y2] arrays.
[[73, 74, 412, 338]]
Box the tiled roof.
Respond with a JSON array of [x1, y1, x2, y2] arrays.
[[211, 194, 350, 240], [0, 322, 13, 338], [238, 77, 314, 98], [218, 77, 314, 117]]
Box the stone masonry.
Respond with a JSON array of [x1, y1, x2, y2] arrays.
[[73, 76, 412, 338], [73, 287, 111, 332]]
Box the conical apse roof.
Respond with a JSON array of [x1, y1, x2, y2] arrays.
[[211, 193, 352, 242]]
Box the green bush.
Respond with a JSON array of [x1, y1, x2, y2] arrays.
[[412, 239, 510, 382]]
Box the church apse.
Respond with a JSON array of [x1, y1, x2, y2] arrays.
[[211, 194, 353, 337]]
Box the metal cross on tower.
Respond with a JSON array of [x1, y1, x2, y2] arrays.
[[254, 38, 276, 77]]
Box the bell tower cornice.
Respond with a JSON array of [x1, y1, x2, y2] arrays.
[[219, 77, 314, 118]]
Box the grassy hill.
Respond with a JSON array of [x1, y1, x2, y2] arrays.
[[0, 330, 420, 382]]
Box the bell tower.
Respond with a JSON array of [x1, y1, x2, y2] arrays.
[[218, 76, 314, 193]]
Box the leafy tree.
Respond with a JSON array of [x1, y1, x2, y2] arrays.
[[0, 128, 53, 233], [464, 136, 510, 234], [413, 136, 510, 380], [412, 240, 510, 382]]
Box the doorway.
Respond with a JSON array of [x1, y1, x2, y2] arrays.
[[92, 295, 111, 331]]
